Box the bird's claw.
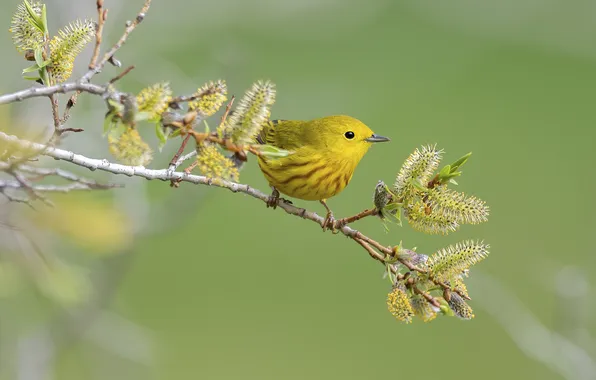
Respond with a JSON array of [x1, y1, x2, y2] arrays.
[[266, 188, 292, 209], [266, 195, 279, 209], [321, 212, 341, 233], [266, 188, 280, 209]]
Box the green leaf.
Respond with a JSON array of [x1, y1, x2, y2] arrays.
[[449, 152, 472, 173], [155, 123, 172, 151], [107, 98, 124, 114], [134, 111, 153, 122], [384, 211, 402, 226], [103, 115, 114, 135], [438, 298, 454, 316], [38, 59, 51, 69], [203, 120, 210, 133], [34, 48, 44, 67], [385, 264, 394, 284], [256, 144, 291, 158], [23, 75, 41, 81], [40, 4, 48, 34], [39, 66, 49, 86], [24, 0, 44, 32], [170, 128, 181, 138], [439, 164, 451, 178], [155, 122, 167, 145], [384, 202, 402, 212], [22, 63, 39, 74]]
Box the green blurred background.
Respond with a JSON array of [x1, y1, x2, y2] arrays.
[[1, 0, 595, 379]]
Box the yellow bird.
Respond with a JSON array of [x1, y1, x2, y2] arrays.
[[256, 115, 390, 229]]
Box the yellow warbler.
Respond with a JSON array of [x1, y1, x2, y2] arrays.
[[256, 115, 389, 229]]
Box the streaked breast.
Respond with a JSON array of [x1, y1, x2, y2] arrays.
[[258, 153, 354, 201]]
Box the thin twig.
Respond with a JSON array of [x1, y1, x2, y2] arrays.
[[108, 65, 135, 84], [169, 135, 191, 168], [48, 94, 61, 141], [81, 0, 152, 83], [17, 165, 100, 184], [0, 180, 120, 193], [336, 208, 378, 227], [172, 150, 197, 170], [57, 127, 84, 134], [0, 188, 34, 208], [9, 170, 53, 207], [168, 134, 192, 186], [89, 0, 107, 70], [218, 95, 235, 129], [353, 237, 385, 263], [61, 91, 81, 125], [411, 284, 441, 308], [171, 160, 199, 188], [168, 94, 198, 108]]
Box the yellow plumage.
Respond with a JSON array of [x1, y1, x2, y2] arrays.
[[256, 115, 389, 228]]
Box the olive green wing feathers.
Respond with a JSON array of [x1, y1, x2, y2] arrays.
[[256, 119, 305, 151]]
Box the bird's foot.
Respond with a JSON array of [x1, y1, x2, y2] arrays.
[[322, 211, 334, 231], [266, 188, 281, 209], [322, 211, 342, 233], [320, 199, 340, 233], [266, 188, 292, 209]]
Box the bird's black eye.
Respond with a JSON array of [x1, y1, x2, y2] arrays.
[[345, 131, 355, 139]]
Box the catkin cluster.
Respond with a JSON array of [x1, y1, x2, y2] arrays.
[[375, 146, 490, 323]]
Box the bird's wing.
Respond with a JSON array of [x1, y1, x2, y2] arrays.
[[256, 119, 305, 151]]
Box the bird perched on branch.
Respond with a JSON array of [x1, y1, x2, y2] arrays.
[[256, 115, 389, 230]]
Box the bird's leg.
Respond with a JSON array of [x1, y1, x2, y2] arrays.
[[266, 187, 281, 209], [266, 187, 293, 209], [320, 199, 339, 233]]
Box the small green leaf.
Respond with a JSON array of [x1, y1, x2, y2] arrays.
[[203, 120, 210, 133], [107, 98, 124, 114], [449, 179, 459, 186], [134, 111, 153, 122], [22, 63, 40, 74], [170, 129, 181, 138], [34, 48, 44, 67], [439, 164, 451, 178], [385, 264, 395, 284], [39, 67, 49, 86], [384, 202, 402, 212], [155, 122, 167, 145], [38, 59, 51, 69], [103, 113, 116, 135], [256, 144, 291, 158], [23, 75, 41, 81], [384, 211, 402, 226], [40, 4, 48, 34], [381, 221, 390, 233], [439, 299, 454, 316], [24, 0, 44, 32], [155, 123, 172, 151], [449, 152, 472, 173]]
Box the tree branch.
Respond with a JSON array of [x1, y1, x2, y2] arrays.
[[0, 130, 465, 302], [0, 130, 387, 257], [0, 82, 106, 104]]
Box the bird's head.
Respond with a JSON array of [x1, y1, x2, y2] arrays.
[[313, 115, 390, 161]]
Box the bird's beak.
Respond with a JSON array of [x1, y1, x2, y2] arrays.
[[365, 134, 390, 143]]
